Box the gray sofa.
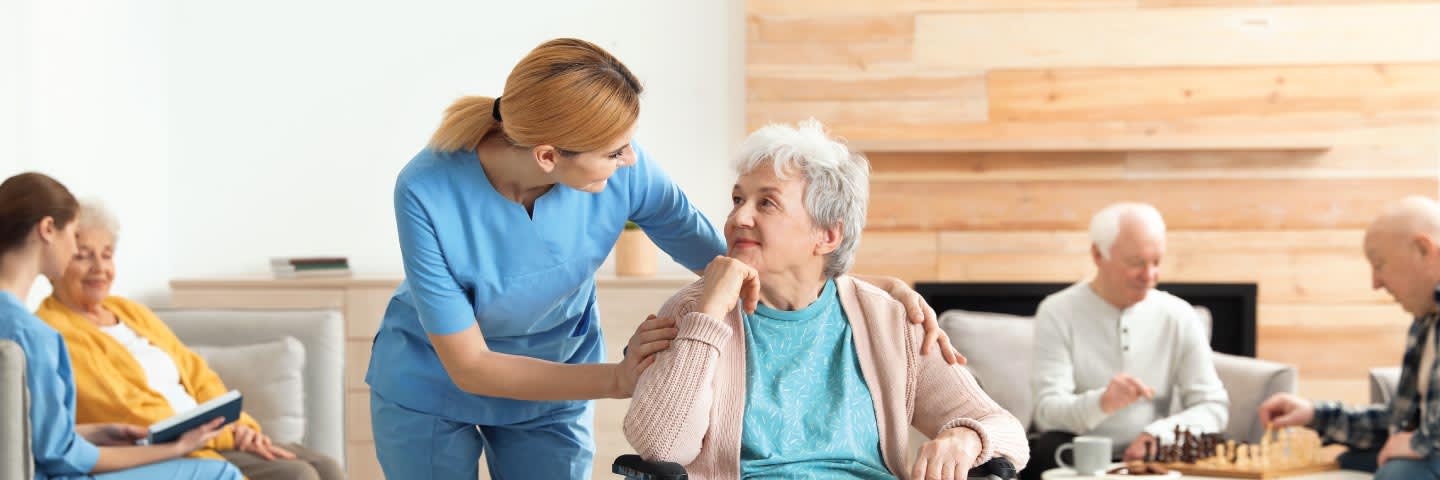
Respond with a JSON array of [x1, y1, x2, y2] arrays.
[[1, 340, 31, 480], [1370, 366, 1402, 406], [0, 309, 344, 480], [940, 308, 1298, 444]]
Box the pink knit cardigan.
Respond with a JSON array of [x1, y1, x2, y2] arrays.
[[624, 276, 1031, 479]]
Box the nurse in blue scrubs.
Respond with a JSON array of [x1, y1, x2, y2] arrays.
[[0, 172, 240, 480], [366, 38, 963, 480]]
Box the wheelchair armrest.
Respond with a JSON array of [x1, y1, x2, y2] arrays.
[[969, 457, 1017, 479], [612, 454, 688, 480], [611, 453, 1013, 479]]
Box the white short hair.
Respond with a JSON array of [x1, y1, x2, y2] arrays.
[[734, 119, 869, 278], [1089, 202, 1164, 259], [76, 199, 120, 237]]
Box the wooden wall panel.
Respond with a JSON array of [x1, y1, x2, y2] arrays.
[[915, 5, 1440, 69], [852, 231, 941, 281], [933, 231, 1390, 304], [749, 15, 912, 43], [751, 0, 1440, 408], [868, 178, 1437, 231], [748, 0, 1136, 16], [1300, 379, 1369, 406], [748, 100, 987, 132], [1143, 0, 1436, 6], [748, 41, 912, 69], [868, 147, 1440, 182], [1257, 319, 1409, 379], [843, 112, 1438, 151], [1123, 146, 1440, 179], [988, 65, 1440, 122], [747, 70, 985, 102]]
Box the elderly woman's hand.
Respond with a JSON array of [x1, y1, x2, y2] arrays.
[[233, 425, 296, 461], [911, 427, 982, 480], [696, 256, 761, 319]]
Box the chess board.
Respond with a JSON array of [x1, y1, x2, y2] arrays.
[[1151, 426, 1339, 479], [1164, 460, 1338, 479]]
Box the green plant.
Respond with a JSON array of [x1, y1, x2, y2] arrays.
[[624, 220, 640, 230]]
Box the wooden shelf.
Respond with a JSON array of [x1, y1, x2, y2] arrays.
[[172, 275, 696, 291], [171, 276, 401, 290]]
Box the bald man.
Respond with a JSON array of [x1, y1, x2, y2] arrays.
[[1023, 203, 1228, 480], [1261, 196, 1440, 479]]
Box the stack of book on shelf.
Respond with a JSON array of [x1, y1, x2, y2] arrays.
[[270, 257, 351, 278]]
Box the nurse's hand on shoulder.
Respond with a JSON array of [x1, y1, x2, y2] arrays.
[[866, 275, 966, 366], [696, 256, 761, 319]]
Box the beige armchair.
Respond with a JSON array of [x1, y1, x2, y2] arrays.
[[0, 309, 344, 480], [1, 340, 32, 480]]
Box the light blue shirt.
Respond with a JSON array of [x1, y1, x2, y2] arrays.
[[366, 142, 725, 424], [0, 291, 99, 479], [740, 279, 894, 479]]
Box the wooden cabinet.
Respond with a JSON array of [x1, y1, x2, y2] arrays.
[[170, 275, 692, 480]]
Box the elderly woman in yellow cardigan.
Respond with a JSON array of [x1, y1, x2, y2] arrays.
[[34, 201, 343, 480]]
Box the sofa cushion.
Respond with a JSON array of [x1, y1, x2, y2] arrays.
[[939, 305, 1214, 432], [1212, 352, 1296, 443], [939, 310, 1037, 428], [1371, 367, 1401, 406], [190, 337, 306, 445]]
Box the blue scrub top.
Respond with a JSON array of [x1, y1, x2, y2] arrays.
[[0, 291, 100, 479], [366, 142, 725, 425]]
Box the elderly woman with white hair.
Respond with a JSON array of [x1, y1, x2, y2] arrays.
[[35, 201, 344, 480], [623, 120, 1030, 479]]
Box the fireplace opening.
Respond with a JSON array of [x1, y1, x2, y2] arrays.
[[915, 282, 1258, 357]]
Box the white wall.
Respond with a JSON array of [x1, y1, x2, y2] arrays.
[[8, 0, 173, 306], [0, 0, 20, 175], [6, 1, 744, 304]]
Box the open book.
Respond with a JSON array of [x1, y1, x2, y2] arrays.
[[137, 390, 244, 445]]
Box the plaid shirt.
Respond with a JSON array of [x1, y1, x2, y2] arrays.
[[1310, 311, 1440, 454]]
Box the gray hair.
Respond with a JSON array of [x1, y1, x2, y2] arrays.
[[1089, 202, 1164, 259], [734, 119, 869, 278], [76, 199, 120, 237]]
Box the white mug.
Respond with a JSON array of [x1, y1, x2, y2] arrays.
[[1055, 435, 1112, 476]]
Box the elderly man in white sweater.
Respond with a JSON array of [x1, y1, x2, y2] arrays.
[[1021, 203, 1229, 480]]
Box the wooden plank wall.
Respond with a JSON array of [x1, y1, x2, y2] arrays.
[[747, 0, 1440, 406]]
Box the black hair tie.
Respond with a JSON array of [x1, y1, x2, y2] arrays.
[[492, 96, 503, 121]]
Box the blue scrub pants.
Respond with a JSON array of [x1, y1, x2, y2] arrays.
[[370, 390, 596, 480], [89, 458, 241, 480]]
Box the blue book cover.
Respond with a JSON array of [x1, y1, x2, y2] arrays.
[[139, 390, 243, 445]]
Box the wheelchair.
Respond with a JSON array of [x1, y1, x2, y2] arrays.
[[612, 454, 1019, 479]]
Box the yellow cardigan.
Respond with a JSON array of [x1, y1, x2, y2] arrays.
[[35, 295, 262, 461]]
